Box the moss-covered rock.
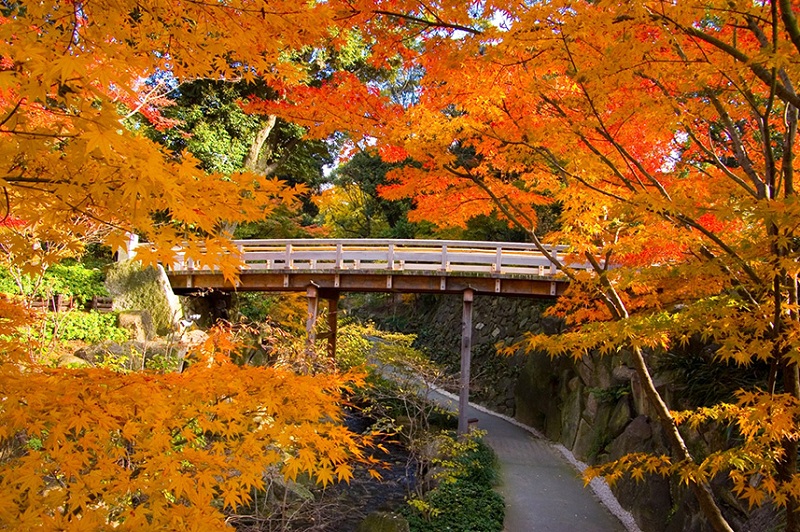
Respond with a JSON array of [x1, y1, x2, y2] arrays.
[[74, 339, 187, 372], [105, 261, 182, 335], [57, 354, 92, 368], [117, 310, 155, 341]]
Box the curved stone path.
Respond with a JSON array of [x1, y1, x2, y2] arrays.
[[428, 389, 641, 532]]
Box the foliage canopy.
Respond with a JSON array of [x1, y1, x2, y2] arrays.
[[4, 0, 800, 530]]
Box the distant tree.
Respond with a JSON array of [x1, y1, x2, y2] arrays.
[[258, 2, 800, 530], [318, 151, 423, 238]]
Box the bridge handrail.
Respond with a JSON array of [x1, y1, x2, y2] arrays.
[[144, 238, 588, 277], [224, 238, 565, 250]]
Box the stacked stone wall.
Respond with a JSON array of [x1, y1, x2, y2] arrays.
[[395, 293, 765, 532]]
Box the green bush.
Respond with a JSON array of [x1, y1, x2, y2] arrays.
[[403, 434, 504, 532], [405, 480, 504, 532], [336, 322, 374, 370], [44, 311, 129, 344], [236, 291, 274, 323], [0, 261, 108, 305]]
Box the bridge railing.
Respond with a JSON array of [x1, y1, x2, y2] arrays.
[[159, 239, 585, 277]]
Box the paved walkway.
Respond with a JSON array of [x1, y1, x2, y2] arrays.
[[428, 389, 639, 532]]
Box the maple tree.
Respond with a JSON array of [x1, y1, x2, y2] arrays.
[[253, 1, 800, 530], [4, 0, 800, 529], [0, 0, 345, 275], [0, 308, 370, 530], [0, 1, 426, 529]]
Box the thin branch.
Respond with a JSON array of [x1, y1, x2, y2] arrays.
[[671, 212, 761, 285], [0, 129, 78, 139], [1, 187, 9, 224], [784, 104, 797, 197], [0, 99, 23, 129], [652, 9, 800, 109], [683, 126, 759, 198], [2, 176, 61, 184], [706, 92, 766, 197], [779, 0, 800, 57], [558, 31, 650, 192], [539, 94, 639, 193], [372, 10, 481, 34]]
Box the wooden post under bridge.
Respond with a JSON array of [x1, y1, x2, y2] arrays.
[[458, 288, 474, 435]]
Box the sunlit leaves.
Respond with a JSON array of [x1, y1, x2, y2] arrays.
[[589, 391, 800, 509], [0, 329, 367, 530], [0, 0, 346, 260]]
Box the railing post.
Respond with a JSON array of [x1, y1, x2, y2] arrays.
[[236, 243, 245, 270], [550, 247, 558, 275], [336, 243, 343, 269], [458, 288, 474, 436], [494, 246, 502, 274], [441, 244, 448, 272], [388, 243, 395, 270], [286, 243, 294, 269]]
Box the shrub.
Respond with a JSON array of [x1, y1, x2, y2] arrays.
[[403, 433, 504, 532], [405, 480, 504, 532], [44, 311, 130, 344], [335, 322, 374, 370], [0, 261, 108, 305]]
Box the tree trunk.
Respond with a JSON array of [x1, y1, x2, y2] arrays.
[[243, 115, 277, 173], [221, 115, 278, 238], [630, 346, 734, 532], [781, 362, 800, 532]]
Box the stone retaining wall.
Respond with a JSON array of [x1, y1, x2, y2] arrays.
[[387, 293, 767, 532]]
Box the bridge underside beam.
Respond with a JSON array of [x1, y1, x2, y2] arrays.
[[168, 271, 564, 298]]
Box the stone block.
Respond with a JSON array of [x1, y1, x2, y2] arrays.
[[560, 379, 583, 449], [572, 418, 594, 460], [608, 398, 632, 439], [58, 354, 91, 368], [106, 261, 182, 335], [611, 474, 673, 532], [117, 310, 155, 341], [74, 341, 126, 364], [607, 415, 654, 460], [586, 391, 600, 420], [612, 365, 636, 384]]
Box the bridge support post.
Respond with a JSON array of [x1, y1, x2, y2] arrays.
[[305, 285, 319, 356], [306, 285, 340, 359], [325, 297, 338, 358], [458, 288, 474, 435]]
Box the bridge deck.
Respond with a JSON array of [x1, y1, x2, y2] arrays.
[[160, 239, 584, 297]]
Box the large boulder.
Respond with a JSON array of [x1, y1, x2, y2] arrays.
[[105, 261, 182, 335]]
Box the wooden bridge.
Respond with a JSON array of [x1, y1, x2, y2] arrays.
[[137, 238, 587, 433], [162, 238, 583, 297]]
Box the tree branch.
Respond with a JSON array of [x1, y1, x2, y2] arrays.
[[706, 92, 766, 197], [372, 10, 481, 35], [683, 126, 759, 198], [779, 0, 800, 57], [654, 11, 800, 109]]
